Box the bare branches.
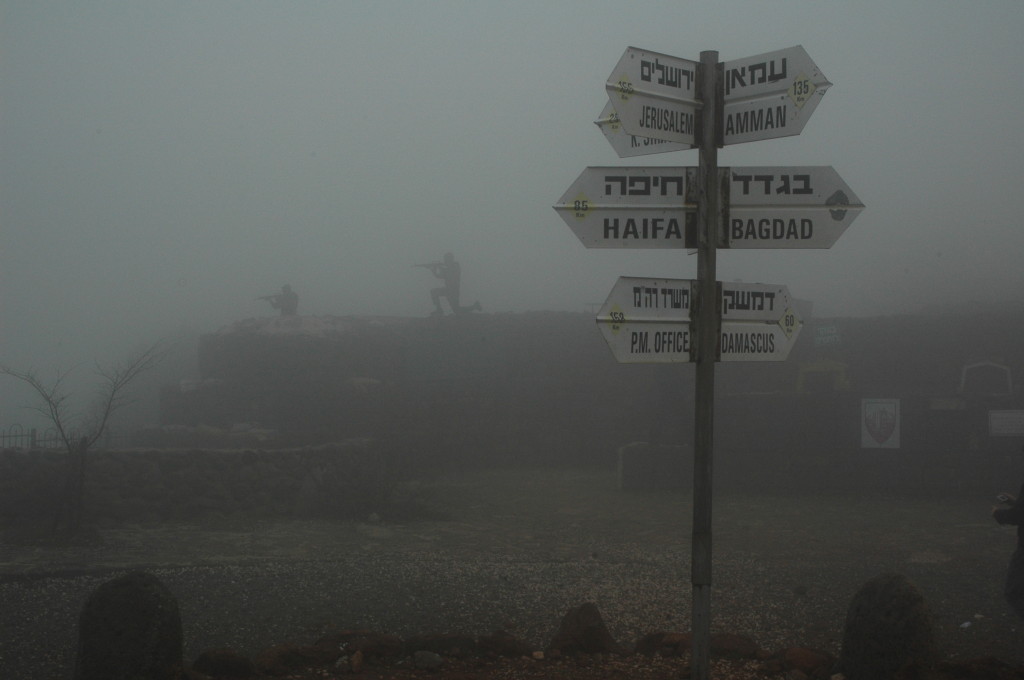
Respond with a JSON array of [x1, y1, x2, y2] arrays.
[[0, 364, 77, 450], [0, 340, 167, 448], [84, 341, 168, 447], [2, 340, 167, 539]]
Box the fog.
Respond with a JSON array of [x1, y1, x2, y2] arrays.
[[3, 1, 1024, 428]]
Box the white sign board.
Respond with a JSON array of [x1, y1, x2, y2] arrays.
[[725, 166, 864, 249], [595, 101, 693, 158], [605, 47, 699, 147], [722, 45, 831, 145], [595, 277, 802, 363], [990, 410, 1024, 437], [555, 165, 863, 250], [553, 166, 697, 248]]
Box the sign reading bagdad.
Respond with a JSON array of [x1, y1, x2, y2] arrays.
[[554, 165, 862, 249], [725, 166, 863, 248], [595, 276, 802, 363]]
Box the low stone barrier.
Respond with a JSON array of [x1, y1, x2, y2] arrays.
[[0, 439, 387, 524]]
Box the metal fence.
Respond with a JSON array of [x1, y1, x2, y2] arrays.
[[0, 424, 130, 450]]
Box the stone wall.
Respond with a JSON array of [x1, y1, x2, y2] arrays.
[[159, 312, 671, 470], [0, 440, 386, 524], [133, 310, 1024, 494]]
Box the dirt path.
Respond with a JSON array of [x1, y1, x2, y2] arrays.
[[2, 468, 1022, 678]]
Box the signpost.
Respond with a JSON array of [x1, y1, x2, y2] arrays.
[[595, 277, 802, 363], [553, 165, 862, 249], [691, 52, 719, 678], [556, 44, 860, 680]]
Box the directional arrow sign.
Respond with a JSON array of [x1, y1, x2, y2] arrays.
[[555, 165, 862, 249], [604, 45, 830, 148], [722, 45, 831, 146], [595, 277, 802, 363], [605, 47, 699, 147], [553, 166, 697, 248], [595, 101, 693, 158], [724, 166, 864, 249], [595, 276, 694, 363]]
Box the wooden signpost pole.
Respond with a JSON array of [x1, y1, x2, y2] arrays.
[[691, 49, 722, 680]]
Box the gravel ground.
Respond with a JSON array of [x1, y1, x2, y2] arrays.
[[2, 468, 1024, 679]]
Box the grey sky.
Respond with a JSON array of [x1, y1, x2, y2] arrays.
[[3, 1, 1024, 424]]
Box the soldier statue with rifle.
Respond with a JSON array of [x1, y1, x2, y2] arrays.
[[258, 284, 299, 316], [415, 252, 481, 316]]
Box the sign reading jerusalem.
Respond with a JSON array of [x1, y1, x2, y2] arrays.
[[594, 101, 693, 158], [605, 47, 699, 147]]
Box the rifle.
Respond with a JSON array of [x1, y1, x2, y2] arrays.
[[256, 294, 276, 302], [413, 262, 442, 269]]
